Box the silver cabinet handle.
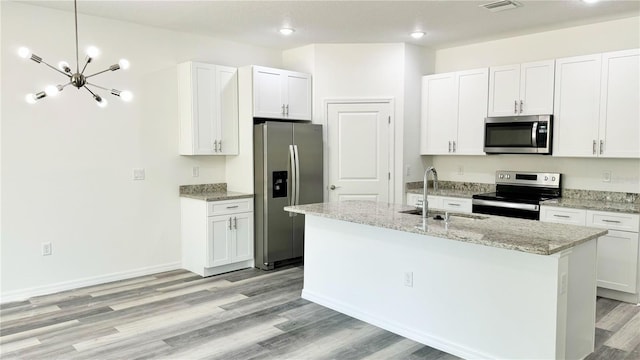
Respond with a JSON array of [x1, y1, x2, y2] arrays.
[[213, 140, 218, 152], [553, 214, 570, 218], [228, 217, 232, 230], [514, 100, 518, 114], [593, 140, 596, 155], [286, 104, 289, 116], [452, 141, 456, 153], [282, 104, 285, 115], [519, 100, 523, 114], [446, 203, 460, 207], [234, 216, 238, 229], [226, 205, 239, 209], [218, 140, 222, 152], [599, 140, 604, 155], [448, 141, 452, 153], [602, 219, 621, 224]]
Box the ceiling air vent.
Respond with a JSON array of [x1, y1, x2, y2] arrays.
[[480, 0, 523, 12]]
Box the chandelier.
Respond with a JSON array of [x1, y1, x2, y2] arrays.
[[19, 0, 131, 107]]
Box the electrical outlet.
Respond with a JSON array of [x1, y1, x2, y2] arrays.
[[602, 171, 611, 183], [457, 166, 464, 175], [42, 242, 52, 256], [403, 271, 413, 287], [192, 166, 200, 177], [133, 168, 145, 180]]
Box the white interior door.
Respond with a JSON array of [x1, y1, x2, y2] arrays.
[[327, 102, 391, 203]]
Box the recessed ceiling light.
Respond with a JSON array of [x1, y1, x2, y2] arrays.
[[279, 28, 295, 36], [410, 31, 426, 39]]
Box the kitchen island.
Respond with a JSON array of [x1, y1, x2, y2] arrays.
[[285, 201, 608, 360]]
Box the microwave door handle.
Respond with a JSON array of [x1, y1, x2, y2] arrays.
[[531, 122, 538, 147]]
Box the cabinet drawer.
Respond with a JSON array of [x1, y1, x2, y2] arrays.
[[441, 198, 472, 214], [540, 206, 587, 225], [587, 211, 639, 232], [208, 198, 253, 216]]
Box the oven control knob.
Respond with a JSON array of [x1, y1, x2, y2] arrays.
[[499, 174, 504, 179], [544, 176, 549, 181], [506, 174, 510, 179], [552, 176, 556, 181]]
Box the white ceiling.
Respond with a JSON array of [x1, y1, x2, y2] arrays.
[[15, 0, 640, 50]]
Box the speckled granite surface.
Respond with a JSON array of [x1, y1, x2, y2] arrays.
[[179, 183, 253, 201], [541, 189, 639, 214], [285, 201, 606, 256], [406, 181, 494, 199]]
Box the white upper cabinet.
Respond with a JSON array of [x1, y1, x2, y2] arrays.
[[488, 60, 554, 116], [421, 68, 488, 155], [599, 49, 640, 158], [253, 66, 312, 121], [553, 49, 639, 158], [178, 62, 238, 155]]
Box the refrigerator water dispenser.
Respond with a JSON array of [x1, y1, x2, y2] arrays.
[[272, 171, 288, 198]]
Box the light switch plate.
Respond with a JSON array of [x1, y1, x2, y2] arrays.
[[192, 166, 199, 177], [133, 168, 145, 180], [602, 171, 611, 183]]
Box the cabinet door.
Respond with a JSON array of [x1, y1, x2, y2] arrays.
[[599, 49, 640, 158], [192, 63, 218, 155], [253, 66, 285, 119], [553, 54, 602, 157], [285, 72, 312, 120], [216, 66, 239, 155], [421, 73, 458, 154], [597, 230, 639, 293], [519, 60, 555, 115], [455, 68, 488, 155], [231, 212, 254, 262], [488, 64, 520, 117], [207, 216, 232, 267]]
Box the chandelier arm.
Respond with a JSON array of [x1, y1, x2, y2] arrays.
[[85, 82, 109, 92], [83, 85, 99, 98], [80, 58, 91, 75], [40, 60, 73, 78], [85, 68, 114, 79], [74, 0, 79, 73]]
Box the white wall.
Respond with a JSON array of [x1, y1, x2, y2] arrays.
[[284, 43, 435, 202], [429, 16, 640, 193], [0, 2, 281, 300]]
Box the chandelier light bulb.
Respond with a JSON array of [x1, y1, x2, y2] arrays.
[[120, 90, 133, 102], [95, 96, 108, 108], [25, 93, 38, 104], [86, 46, 100, 58], [58, 61, 71, 73], [18, 47, 32, 59], [118, 59, 130, 70], [44, 85, 60, 97]]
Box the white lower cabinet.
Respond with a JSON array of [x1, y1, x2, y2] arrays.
[[181, 198, 254, 277], [541, 205, 640, 303], [405, 193, 472, 214]]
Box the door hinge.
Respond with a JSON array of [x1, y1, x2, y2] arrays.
[[388, 116, 391, 124]]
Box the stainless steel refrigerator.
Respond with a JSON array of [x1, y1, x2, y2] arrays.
[[254, 122, 323, 270]]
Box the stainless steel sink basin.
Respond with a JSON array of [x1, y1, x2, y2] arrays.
[[399, 209, 489, 220]]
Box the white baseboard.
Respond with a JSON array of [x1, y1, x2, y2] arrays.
[[0, 262, 181, 304], [301, 289, 493, 360]]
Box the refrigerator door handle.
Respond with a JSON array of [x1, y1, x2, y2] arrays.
[[288, 145, 296, 214], [294, 145, 300, 206]]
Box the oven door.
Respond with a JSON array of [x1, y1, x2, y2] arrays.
[[472, 198, 540, 220], [483, 115, 551, 154]]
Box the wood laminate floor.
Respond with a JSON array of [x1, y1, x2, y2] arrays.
[[1, 266, 638, 359]]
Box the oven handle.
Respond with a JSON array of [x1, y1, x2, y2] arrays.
[[472, 199, 539, 211]]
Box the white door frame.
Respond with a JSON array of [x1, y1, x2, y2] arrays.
[[323, 98, 395, 204]]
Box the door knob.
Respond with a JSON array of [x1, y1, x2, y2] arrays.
[[330, 185, 339, 190]]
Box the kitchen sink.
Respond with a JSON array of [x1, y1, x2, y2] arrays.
[[399, 208, 489, 220]]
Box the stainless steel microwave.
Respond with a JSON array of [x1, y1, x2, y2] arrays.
[[484, 115, 552, 154]]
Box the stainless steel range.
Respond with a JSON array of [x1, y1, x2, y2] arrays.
[[472, 171, 561, 220]]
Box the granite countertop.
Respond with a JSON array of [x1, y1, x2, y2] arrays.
[[541, 198, 640, 214], [406, 180, 494, 199], [285, 201, 607, 256], [406, 188, 477, 199], [179, 183, 253, 202]]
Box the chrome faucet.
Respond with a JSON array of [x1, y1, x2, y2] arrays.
[[422, 166, 438, 219]]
